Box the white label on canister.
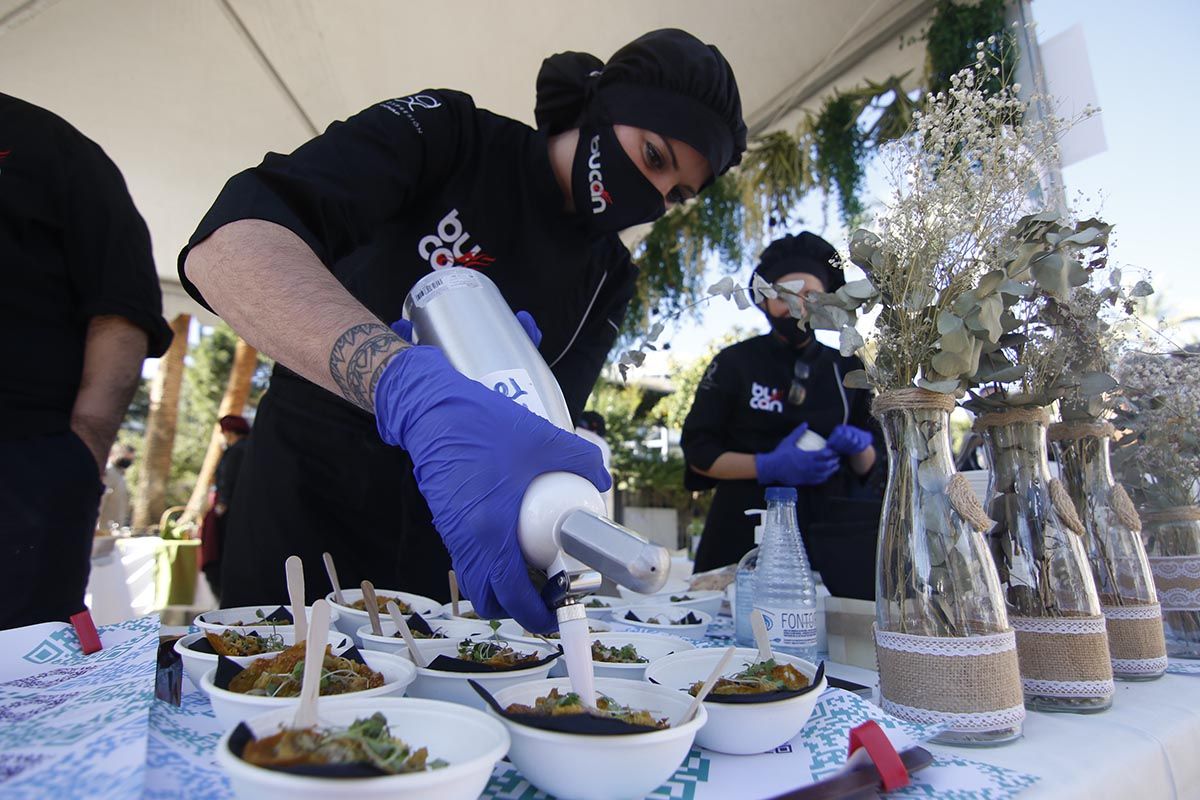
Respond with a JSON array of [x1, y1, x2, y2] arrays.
[[410, 269, 481, 308], [479, 368, 551, 421], [755, 604, 817, 650]]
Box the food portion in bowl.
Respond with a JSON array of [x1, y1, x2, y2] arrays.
[[591, 640, 648, 664], [454, 639, 543, 670], [584, 598, 613, 608], [241, 711, 447, 775], [205, 629, 286, 657], [350, 594, 412, 615], [504, 688, 668, 730], [228, 643, 383, 697], [688, 658, 810, 697]]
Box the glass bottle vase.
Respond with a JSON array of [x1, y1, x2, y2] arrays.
[[873, 390, 1024, 747], [976, 409, 1113, 713], [1141, 507, 1200, 659], [1050, 422, 1167, 680]]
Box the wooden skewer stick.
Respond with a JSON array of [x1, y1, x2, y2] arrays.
[[448, 570, 461, 618], [388, 600, 426, 669], [683, 646, 736, 723], [285, 555, 307, 644], [292, 599, 330, 729], [361, 580, 383, 637], [322, 552, 345, 606]]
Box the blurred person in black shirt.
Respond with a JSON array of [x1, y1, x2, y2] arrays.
[[0, 94, 172, 629], [681, 233, 882, 582]]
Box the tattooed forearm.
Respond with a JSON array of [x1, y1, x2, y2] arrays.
[[329, 323, 408, 412]]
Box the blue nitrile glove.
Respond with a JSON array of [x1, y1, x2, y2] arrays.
[[755, 423, 840, 486], [390, 310, 542, 348], [375, 325, 608, 634], [827, 424, 873, 457]]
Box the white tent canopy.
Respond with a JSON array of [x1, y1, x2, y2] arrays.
[[1, 0, 930, 325]]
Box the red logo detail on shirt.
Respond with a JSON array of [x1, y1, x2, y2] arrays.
[[0, 149, 10, 160], [418, 209, 489, 270], [750, 382, 784, 413], [454, 250, 495, 269]]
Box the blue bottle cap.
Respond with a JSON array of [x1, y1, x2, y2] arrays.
[[765, 487, 797, 502]]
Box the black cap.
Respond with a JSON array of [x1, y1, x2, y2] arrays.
[[752, 232, 844, 292]]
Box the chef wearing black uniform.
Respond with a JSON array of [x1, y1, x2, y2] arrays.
[[180, 30, 747, 631], [0, 94, 173, 628], [682, 233, 881, 574]]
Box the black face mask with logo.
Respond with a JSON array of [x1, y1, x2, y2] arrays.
[[571, 124, 666, 235], [768, 311, 812, 348]]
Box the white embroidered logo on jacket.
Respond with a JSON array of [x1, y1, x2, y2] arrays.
[[749, 382, 784, 413], [418, 209, 485, 269]]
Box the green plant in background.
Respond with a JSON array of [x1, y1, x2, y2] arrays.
[[624, 1, 1012, 345]]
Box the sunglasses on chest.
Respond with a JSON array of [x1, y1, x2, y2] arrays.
[[788, 360, 810, 406]]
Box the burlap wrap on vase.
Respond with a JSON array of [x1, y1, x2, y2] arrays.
[[1147, 556, 1200, 612], [873, 627, 1025, 732], [1101, 602, 1168, 676], [1009, 616, 1115, 699]]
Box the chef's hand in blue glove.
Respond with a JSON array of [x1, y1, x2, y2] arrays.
[[377, 313, 605, 634], [826, 424, 873, 457], [755, 423, 840, 487]]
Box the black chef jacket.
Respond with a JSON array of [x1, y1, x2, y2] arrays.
[[0, 93, 173, 440], [178, 89, 636, 607], [681, 334, 882, 574]]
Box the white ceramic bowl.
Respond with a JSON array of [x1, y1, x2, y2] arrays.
[[586, 632, 694, 681], [194, 605, 343, 638], [644, 647, 826, 755], [579, 595, 622, 619], [201, 649, 416, 729], [616, 577, 691, 603], [216, 697, 509, 800], [610, 605, 712, 638], [439, 600, 486, 621], [403, 638, 560, 712], [496, 618, 611, 644], [327, 589, 443, 644], [490, 677, 707, 800], [175, 629, 354, 688], [625, 590, 724, 617], [356, 618, 495, 656]]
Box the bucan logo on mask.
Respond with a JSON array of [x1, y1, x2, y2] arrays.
[[588, 134, 613, 215]]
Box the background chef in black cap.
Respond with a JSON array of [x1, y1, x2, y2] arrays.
[[180, 29, 746, 631], [681, 232, 882, 580]]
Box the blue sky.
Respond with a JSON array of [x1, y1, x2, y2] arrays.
[[656, 0, 1200, 368]]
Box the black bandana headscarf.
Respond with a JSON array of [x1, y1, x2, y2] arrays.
[[535, 29, 747, 232]]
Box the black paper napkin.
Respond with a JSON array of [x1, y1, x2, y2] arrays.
[[468, 680, 666, 735], [624, 610, 703, 625]]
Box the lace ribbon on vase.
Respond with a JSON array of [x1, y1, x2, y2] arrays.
[[1009, 615, 1114, 699], [1102, 603, 1168, 675], [1148, 556, 1200, 612], [874, 627, 1025, 734]]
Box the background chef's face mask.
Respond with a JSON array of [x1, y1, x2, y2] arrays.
[[572, 124, 666, 234]]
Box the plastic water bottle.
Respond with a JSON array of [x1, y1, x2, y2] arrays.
[[753, 487, 818, 660], [734, 509, 766, 647]]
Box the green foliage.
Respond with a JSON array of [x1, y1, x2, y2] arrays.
[[122, 323, 273, 510], [812, 93, 867, 227], [924, 0, 1011, 99]]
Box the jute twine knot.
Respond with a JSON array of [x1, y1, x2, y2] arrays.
[[1109, 484, 1142, 533], [972, 407, 1051, 432], [948, 473, 995, 532], [1049, 478, 1086, 536], [872, 388, 957, 418], [1142, 506, 1200, 524], [1047, 421, 1117, 442]]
